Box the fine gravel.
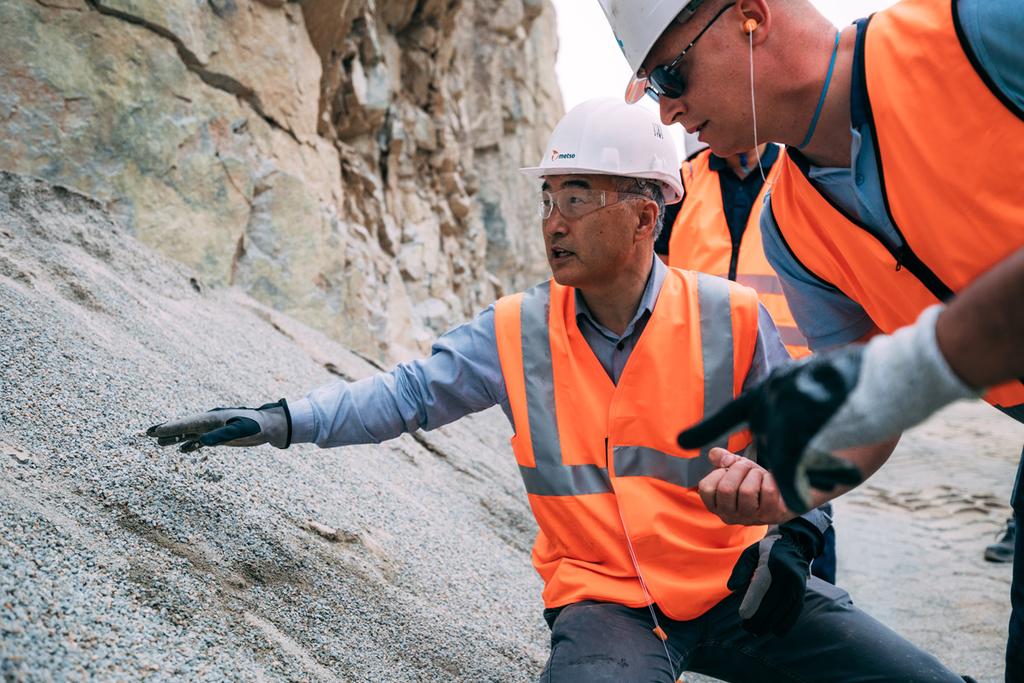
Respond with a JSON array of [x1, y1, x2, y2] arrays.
[[0, 171, 546, 682], [2, 171, 1021, 682]]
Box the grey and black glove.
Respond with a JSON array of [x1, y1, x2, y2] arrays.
[[727, 518, 823, 637], [679, 305, 978, 513], [146, 399, 292, 453], [678, 349, 865, 514]]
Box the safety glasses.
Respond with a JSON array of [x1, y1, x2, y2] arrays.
[[624, 2, 736, 104], [540, 188, 644, 221]]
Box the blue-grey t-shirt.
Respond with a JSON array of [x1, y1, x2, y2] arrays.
[[760, 0, 1024, 352]]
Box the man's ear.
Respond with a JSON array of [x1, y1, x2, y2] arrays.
[[736, 0, 771, 46], [635, 199, 660, 242]]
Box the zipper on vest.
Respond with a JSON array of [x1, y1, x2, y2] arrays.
[[887, 242, 954, 301], [728, 242, 741, 281], [844, 19, 955, 304], [604, 437, 609, 470], [728, 227, 745, 282]]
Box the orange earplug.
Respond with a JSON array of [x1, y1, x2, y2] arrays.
[[743, 18, 759, 34]]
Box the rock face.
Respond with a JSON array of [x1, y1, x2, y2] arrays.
[[0, 0, 562, 363], [0, 171, 547, 681]]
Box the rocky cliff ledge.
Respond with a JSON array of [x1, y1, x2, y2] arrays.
[[0, 0, 562, 363]]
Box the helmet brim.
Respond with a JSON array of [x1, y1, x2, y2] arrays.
[[519, 166, 683, 205], [624, 75, 649, 105]]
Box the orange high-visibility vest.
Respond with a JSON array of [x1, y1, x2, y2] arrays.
[[493, 268, 766, 621], [669, 148, 809, 358], [769, 0, 1024, 413]]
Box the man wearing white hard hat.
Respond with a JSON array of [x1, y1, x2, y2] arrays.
[[146, 99, 965, 681], [599, 2, 1024, 677]]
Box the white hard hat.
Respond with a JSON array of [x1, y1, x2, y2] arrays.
[[597, 0, 700, 75], [520, 98, 683, 204]]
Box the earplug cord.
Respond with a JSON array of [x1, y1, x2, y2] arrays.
[[749, 28, 771, 188], [617, 505, 677, 681]]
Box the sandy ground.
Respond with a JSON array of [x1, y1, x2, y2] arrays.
[[831, 400, 1021, 682], [688, 400, 1023, 683]]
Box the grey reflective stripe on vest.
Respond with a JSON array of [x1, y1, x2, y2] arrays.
[[733, 274, 807, 348], [613, 446, 715, 488], [776, 325, 809, 348], [612, 273, 737, 486], [695, 273, 737, 455], [736, 273, 785, 295], [518, 283, 611, 496]]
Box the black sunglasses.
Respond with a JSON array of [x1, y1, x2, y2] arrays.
[[626, 2, 736, 104]]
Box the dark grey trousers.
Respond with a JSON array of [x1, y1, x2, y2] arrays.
[[538, 578, 963, 683]]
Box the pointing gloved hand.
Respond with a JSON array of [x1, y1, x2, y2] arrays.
[[727, 517, 824, 637], [678, 305, 978, 513], [146, 399, 292, 453], [678, 348, 865, 514]]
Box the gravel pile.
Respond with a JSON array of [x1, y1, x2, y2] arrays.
[[4, 171, 1018, 683], [0, 171, 547, 681]]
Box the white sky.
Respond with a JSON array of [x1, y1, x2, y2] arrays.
[[551, 0, 898, 157]]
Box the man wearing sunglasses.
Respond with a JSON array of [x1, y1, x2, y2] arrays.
[[599, 0, 1024, 679], [146, 98, 965, 682], [656, 141, 846, 587]]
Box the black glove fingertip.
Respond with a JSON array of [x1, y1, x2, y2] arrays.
[[180, 439, 202, 453], [678, 391, 755, 449], [146, 423, 164, 437], [727, 572, 750, 593], [727, 550, 759, 592]]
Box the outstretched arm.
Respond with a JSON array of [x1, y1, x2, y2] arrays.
[[148, 306, 508, 452], [291, 306, 507, 447]]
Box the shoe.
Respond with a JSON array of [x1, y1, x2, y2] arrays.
[[984, 517, 1016, 563]]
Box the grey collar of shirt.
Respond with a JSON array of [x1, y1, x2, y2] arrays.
[[574, 255, 667, 343]]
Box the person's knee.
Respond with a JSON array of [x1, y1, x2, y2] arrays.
[[796, 583, 962, 682], [542, 603, 677, 683]]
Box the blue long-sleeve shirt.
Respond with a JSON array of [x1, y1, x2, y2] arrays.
[[288, 256, 831, 534], [290, 256, 791, 447]]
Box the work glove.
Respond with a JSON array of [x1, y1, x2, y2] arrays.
[[678, 305, 977, 513], [146, 399, 292, 453], [727, 518, 823, 637]]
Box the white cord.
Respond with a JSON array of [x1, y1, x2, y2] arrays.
[[616, 505, 678, 682], [749, 30, 772, 190]]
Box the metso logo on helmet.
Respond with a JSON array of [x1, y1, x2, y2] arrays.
[[597, 0, 702, 73], [521, 98, 684, 204]]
